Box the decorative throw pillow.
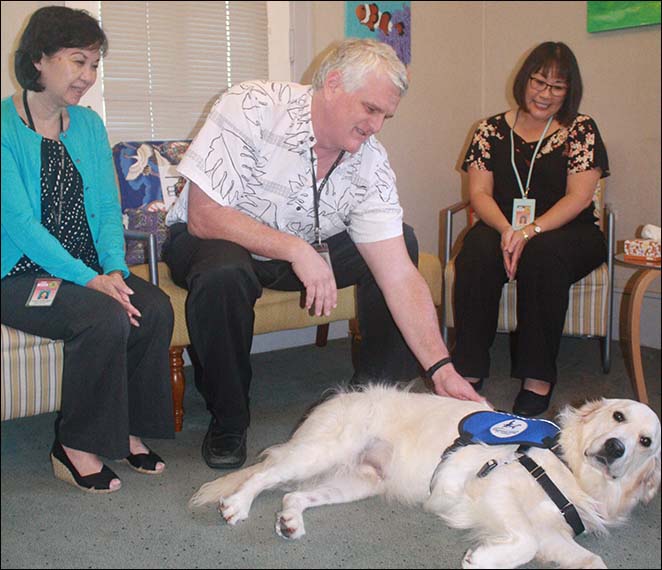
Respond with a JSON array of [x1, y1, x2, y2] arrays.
[[114, 140, 191, 266], [124, 209, 168, 266]]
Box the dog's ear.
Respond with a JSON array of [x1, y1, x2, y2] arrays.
[[576, 398, 607, 419], [638, 453, 662, 504], [558, 398, 605, 426]]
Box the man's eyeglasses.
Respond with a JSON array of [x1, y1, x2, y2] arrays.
[[529, 76, 568, 97]]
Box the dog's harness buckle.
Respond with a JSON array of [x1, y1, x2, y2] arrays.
[[528, 463, 546, 480], [477, 459, 498, 478], [559, 501, 574, 515]]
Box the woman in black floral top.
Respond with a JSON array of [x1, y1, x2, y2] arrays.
[[453, 42, 609, 416]]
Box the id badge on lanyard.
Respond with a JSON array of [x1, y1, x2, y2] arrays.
[[510, 112, 553, 230], [26, 277, 62, 307], [312, 241, 334, 277], [512, 198, 536, 230]]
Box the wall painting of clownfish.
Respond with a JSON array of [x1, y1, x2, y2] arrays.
[[345, 1, 411, 65]]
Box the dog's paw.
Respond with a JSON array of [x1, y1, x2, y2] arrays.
[[218, 493, 251, 525], [275, 509, 306, 539], [461, 548, 479, 569], [576, 554, 607, 569], [462, 548, 494, 569]]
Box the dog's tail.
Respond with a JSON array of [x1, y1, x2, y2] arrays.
[[189, 463, 263, 509]]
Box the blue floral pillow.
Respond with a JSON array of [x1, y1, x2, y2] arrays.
[[113, 140, 190, 266], [124, 209, 168, 266]]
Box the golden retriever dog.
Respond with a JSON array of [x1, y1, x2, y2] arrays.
[[190, 386, 661, 569]]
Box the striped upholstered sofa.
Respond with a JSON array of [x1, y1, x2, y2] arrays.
[[1, 326, 63, 421], [440, 180, 615, 373]]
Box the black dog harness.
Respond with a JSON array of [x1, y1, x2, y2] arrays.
[[431, 411, 585, 536]]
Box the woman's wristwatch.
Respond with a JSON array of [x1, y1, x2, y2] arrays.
[[522, 224, 542, 241]]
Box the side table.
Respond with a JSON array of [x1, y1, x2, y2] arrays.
[[614, 253, 661, 404]]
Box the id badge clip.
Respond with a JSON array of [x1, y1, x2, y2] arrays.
[[26, 277, 62, 307], [512, 198, 536, 230]]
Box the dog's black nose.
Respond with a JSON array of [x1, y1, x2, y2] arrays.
[[603, 438, 625, 460]]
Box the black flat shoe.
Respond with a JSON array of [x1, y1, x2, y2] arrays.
[[512, 385, 553, 417], [202, 419, 247, 470], [50, 440, 121, 494], [125, 446, 165, 475]]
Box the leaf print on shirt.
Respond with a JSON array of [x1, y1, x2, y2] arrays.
[[286, 172, 313, 213], [285, 219, 315, 240], [238, 82, 289, 128], [373, 166, 398, 204], [238, 81, 295, 132], [204, 129, 265, 205], [236, 194, 280, 228], [284, 91, 313, 154]]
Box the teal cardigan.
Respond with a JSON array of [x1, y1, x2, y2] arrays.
[[1, 96, 129, 286]]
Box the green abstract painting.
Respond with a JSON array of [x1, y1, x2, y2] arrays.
[[588, 1, 661, 32]]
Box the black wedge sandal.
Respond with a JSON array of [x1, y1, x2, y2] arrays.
[[124, 447, 165, 475], [50, 439, 121, 493]]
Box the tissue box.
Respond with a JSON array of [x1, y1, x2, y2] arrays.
[[624, 239, 661, 263]]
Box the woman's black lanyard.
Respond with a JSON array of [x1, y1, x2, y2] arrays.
[[23, 89, 63, 133], [309, 148, 345, 245], [23, 89, 66, 227]]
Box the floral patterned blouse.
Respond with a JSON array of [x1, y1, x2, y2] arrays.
[[462, 113, 610, 225]]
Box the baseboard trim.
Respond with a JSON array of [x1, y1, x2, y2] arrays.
[[180, 288, 660, 366]]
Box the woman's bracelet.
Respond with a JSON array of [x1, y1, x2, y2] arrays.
[[424, 357, 453, 379]]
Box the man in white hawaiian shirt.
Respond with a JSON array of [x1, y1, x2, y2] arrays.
[[164, 39, 482, 469]]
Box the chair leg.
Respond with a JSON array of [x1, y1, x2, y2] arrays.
[[349, 318, 362, 371], [169, 346, 186, 432], [315, 324, 330, 347], [601, 335, 611, 374]]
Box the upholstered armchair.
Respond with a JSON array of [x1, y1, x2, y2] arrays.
[[440, 180, 615, 373]]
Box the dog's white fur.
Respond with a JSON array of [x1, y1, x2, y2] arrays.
[[190, 386, 661, 569]]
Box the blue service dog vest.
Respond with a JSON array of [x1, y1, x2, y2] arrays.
[[457, 411, 560, 449]]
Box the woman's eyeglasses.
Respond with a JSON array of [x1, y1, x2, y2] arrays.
[[529, 76, 568, 97]]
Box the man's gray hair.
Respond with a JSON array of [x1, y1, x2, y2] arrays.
[[312, 38, 408, 96]]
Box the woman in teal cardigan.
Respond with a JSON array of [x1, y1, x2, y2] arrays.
[[1, 6, 174, 494]]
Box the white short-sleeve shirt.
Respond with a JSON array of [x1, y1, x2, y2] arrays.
[[166, 81, 403, 245]]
